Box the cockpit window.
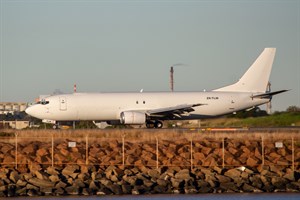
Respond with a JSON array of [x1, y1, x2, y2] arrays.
[[37, 99, 49, 105]]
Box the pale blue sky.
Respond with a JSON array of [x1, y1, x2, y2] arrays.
[[0, 0, 299, 111]]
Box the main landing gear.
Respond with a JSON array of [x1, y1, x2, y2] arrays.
[[146, 120, 163, 129]]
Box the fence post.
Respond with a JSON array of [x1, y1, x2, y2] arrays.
[[122, 134, 125, 166], [156, 136, 159, 169], [86, 134, 89, 165], [261, 136, 264, 166], [190, 133, 193, 171], [292, 137, 294, 172], [51, 132, 54, 167], [222, 138, 225, 168], [15, 132, 18, 169]]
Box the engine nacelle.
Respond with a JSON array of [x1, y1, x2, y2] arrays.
[[120, 111, 146, 125]]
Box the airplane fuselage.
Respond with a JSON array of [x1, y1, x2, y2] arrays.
[[27, 91, 268, 121]]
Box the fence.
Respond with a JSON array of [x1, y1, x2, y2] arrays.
[[0, 131, 299, 170]]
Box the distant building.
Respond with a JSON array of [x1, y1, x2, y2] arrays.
[[0, 102, 28, 114], [0, 120, 30, 129], [0, 102, 30, 129]]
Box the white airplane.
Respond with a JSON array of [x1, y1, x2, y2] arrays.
[[26, 48, 287, 128]]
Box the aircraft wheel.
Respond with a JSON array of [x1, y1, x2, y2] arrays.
[[146, 123, 151, 128], [154, 121, 163, 128], [147, 120, 160, 128]]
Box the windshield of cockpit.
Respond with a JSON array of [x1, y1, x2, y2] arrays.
[[36, 99, 49, 105]]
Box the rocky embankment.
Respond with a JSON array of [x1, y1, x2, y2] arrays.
[[0, 130, 300, 196], [0, 164, 300, 197]]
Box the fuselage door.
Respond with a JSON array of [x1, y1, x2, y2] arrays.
[[59, 96, 67, 111]]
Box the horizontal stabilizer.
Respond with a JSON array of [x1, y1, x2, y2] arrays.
[[252, 90, 289, 99]]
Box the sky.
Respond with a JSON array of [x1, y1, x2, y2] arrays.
[[0, 0, 299, 111]]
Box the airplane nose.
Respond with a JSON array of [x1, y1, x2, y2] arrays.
[[25, 106, 38, 118], [25, 106, 33, 116]]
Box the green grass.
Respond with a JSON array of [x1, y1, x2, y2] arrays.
[[201, 112, 300, 128]]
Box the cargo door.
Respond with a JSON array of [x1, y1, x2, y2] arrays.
[[59, 96, 67, 111]]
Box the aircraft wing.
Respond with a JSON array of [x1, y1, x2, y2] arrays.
[[146, 103, 206, 118]]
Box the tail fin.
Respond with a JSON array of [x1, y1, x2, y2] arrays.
[[214, 48, 276, 93]]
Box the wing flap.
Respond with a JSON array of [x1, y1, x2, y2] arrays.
[[147, 103, 206, 117]]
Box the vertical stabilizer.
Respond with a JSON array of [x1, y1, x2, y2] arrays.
[[214, 48, 276, 93]]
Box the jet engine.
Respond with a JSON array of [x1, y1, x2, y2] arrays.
[[120, 111, 146, 125]]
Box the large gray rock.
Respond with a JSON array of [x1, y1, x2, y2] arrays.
[[0, 186, 7, 192], [82, 188, 91, 195], [16, 187, 27, 196], [170, 177, 184, 188], [157, 178, 169, 187], [55, 181, 67, 189], [197, 180, 212, 193], [219, 182, 238, 192], [9, 170, 21, 183], [0, 144, 14, 154], [49, 175, 60, 183], [54, 187, 65, 195], [122, 175, 137, 186], [107, 184, 122, 195], [215, 174, 231, 183], [34, 170, 49, 181], [65, 186, 79, 195], [148, 169, 160, 180], [78, 173, 89, 181], [121, 183, 132, 194], [89, 180, 99, 191], [143, 179, 154, 188], [91, 171, 103, 180], [243, 183, 260, 192], [26, 183, 39, 190], [16, 179, 27, 187], [250, 175, 263, 189], [154, 184, 167, 193], [28, 178, 55, 188], [46, 166, 59, 175], [73, 179, 85, 188], [224, 168, 241, 179], [62, 165, 79, 177], [27, 189, 39, 197], [271, 177, 288, 190], [175, 169, 192, 180], [40, 187, 53, 195]]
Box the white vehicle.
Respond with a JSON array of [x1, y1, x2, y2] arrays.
[[26, 48, 287, 128]]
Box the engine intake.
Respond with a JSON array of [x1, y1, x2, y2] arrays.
[[120, 111, 146, 125]]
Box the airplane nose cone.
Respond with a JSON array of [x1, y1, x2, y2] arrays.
[[25, 106, 39, 118], [25, 106, 33, 116], [25, 104, 47, 120]]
